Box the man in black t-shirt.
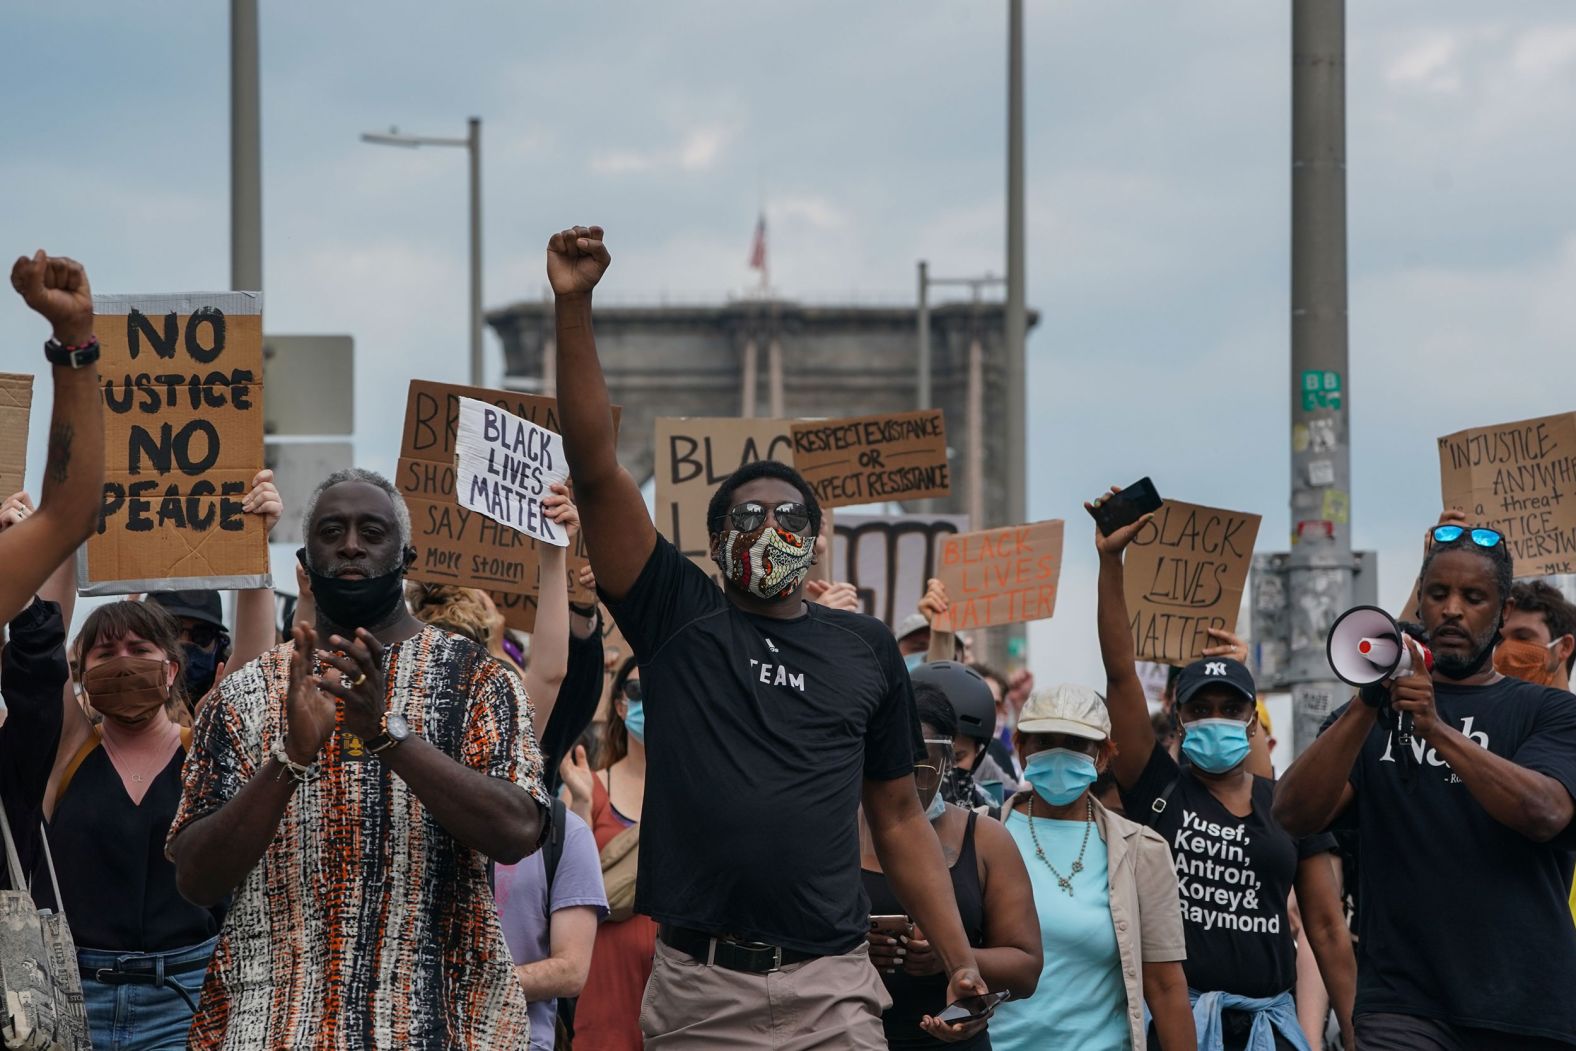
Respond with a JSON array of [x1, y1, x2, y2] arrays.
[[1276, 525, 1576, 1050], [544, 225, 988, 1049]]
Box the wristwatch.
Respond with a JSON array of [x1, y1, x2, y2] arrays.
[[366, 712, 412, 756], [44, 336, 100, 369]]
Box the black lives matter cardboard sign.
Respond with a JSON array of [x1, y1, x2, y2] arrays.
[[652, 417, 798, 585], [1123, 499, 1261, 666], [790, 410, 950, 508], [932, 520, 1064, 631], [1439, 412, 1576, 577], [396, 379, 616, 632], [79, 293, 270, 594]]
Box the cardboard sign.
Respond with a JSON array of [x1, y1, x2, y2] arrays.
[[825, 513, 968, 628], [455, 398, 570, 546], [396, 380, 609, 622], [0, 373, 33, 497], [80, 293, 269, 594], [1123, 499, 1261, 666], [932, 520, 1064, 631], [653, 417, 798, 585], [1439, 412, 1576, 576], [790, 410, 950, 508]]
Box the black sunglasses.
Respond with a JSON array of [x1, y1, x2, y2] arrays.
[[1432, 525, 1504, 549], [185, 624, 225, 650], [622, 679, 643, 702], [728, 501, 812, 535]]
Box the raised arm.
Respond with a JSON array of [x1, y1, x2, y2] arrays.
[[548, 226, 653, 602], [229, 469, 284, 671], [524, 485, 576, 738], [0, 253, 105, 625], [919, 579, 957, 663], [1086, 488, 1158, 790]]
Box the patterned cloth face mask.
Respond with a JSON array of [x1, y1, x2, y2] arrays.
[[714, 523, 816, 600]]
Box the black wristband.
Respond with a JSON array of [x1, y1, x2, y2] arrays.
[[1359, 681, 1389, 708], [569, 602, 598, 617], [44, 336, 100, 369]]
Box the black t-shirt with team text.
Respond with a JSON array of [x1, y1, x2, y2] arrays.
[[1319, 676, 1576, 1042], [603, 536, 924, 955], [1122, 743, 1335, 998]]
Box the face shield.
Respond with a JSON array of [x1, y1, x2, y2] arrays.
[[915, 737, 956, 812]]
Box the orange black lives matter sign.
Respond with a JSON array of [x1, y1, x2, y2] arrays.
[[395, 379, 616, 631], [1123, 499, 1261, 666], [931, 520, 1064, 631], [80, 293, 269, 594], [790, 410, 950, 509]]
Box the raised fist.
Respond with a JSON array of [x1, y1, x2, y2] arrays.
[[10, 250, 93, 346], [546, 225, 610, 296]]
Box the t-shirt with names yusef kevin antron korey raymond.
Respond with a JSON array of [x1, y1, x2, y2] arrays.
[[602, 534, 924, 957], [1121, 744, 1336, 1000]]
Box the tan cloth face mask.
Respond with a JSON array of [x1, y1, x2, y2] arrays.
[[82, 656, 170, 725]]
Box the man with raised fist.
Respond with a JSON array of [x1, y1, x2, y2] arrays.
[[547, 226, 990, 1049]]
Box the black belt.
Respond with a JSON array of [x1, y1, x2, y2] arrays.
[[84, 953, 208, 1013], [659, 924, 820, 974]]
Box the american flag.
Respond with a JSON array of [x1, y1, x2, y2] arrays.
[[748, 212, 767, 273]]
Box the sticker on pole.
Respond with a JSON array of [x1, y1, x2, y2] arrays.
[[454, 397, 569, 546]]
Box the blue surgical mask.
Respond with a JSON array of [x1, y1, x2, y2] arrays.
[[1180, 717, 1252, 774], [624, 699, 646, 744], [924, 789, 947, 822], [905, 652, 925, 671], [1023, 748, 1100, 806]]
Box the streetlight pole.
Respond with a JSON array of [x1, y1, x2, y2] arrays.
[[1004, 0, 1028, 530], [362, 118, 484, 386], [231, 0, 262, 292], [1287, 0, 1354, 753]]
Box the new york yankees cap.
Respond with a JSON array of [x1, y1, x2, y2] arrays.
[[1174, 657, 1257, 706]]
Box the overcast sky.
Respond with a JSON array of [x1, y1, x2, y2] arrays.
[[3, 2, 1573, 698]]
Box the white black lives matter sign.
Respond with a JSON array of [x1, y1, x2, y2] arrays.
[[454, 397, 569, 546]]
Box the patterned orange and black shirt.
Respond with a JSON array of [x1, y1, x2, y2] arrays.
[[169, 626, 547, 1050]]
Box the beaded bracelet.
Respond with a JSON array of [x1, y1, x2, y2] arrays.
[[270, 740, 319, 785]]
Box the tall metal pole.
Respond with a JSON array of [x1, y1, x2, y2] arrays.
[[1288, 0, 1355, 754], [917, 260, 931, 409], [230, 0, 262, 292], [467, 117, 483, 386], [1004, 0, 1027, 530]]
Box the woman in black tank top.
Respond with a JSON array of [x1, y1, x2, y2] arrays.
[[858, 683, 1042, 1049], [39, 601, 222, 1051]]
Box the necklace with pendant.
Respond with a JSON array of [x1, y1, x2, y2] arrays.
[[1027, 793, 1094, 896]]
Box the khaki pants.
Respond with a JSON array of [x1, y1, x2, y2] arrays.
[[640, 937, 892, 1050]]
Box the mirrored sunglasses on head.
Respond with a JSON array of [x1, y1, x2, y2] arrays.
[[728, 501, 812, 535], [1432, 525, 1503, 549]]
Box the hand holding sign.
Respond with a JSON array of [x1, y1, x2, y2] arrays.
[[11, 250, 93, 346], [542, 483, 580, 540], [242, 469, 283, 537], [546, 225, 611, 296]]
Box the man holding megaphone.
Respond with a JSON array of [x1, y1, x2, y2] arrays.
[[1275, 524, 1576, 1051]]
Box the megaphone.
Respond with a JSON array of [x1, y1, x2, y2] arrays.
[[1326, 605, 1433, 686]]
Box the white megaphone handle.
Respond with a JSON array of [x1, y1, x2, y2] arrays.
[[1358, 636, 1399, 667]]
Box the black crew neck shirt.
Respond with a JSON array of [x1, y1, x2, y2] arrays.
[[1320, 676, 1576, 1042], [1122, 743, 1334, 998], [604, 536, 923, 955]]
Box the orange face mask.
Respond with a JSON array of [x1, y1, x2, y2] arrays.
[[1494, 638, 1561, 686]]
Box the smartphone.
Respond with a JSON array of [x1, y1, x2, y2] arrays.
[[1088, 476, 1163, 537], [869, 915, 911, 937], [936, 990, 1011, 1024]]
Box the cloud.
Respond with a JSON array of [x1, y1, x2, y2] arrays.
[[589, 123, 737, 176]]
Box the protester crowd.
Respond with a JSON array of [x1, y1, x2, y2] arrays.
[[2, 236, 1576, 1051]]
